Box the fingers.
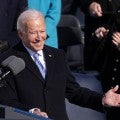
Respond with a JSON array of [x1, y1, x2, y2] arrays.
[[112, 32, 120, 47], [95, 3, 102, 16], [95, 27, 109, 39], [32, 108, 48, 118], [34, 111, 48, 118], [103, 85, 120, 107], [89, 2, 102, 17], [97, 4, 102, 13], [40, 112, 48, 118], [112, 85, 119, 92]]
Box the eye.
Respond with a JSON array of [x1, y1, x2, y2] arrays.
[[29, 31, 37, 35], [39, 30, 45, 33]]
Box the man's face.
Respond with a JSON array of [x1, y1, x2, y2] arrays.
[[19, 17, 47, 52]]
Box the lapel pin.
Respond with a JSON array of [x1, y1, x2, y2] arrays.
[[49, 55, 52, 57]]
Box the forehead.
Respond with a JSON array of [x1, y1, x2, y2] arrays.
[[26, 17, 45, 30]]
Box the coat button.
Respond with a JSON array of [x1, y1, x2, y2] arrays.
[[112, 77, 115, 81], [116, 59, 119, 62], [114, 68, 117, 71]]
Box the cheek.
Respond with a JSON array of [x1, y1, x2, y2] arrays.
[[27, 35, 35, 42], [43, 36, 46, 41], [43, 33, 47, 40], [22, 35, 34, 45]]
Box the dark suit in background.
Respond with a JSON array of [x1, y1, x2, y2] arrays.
[[0, 0, 27, 47], [93, 1, 120, 119], [61, 0, 102, 70], [79, 0, 120, 71], [61, 0, 79, 15]]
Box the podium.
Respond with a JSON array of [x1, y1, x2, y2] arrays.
[[0, 105, 52, 120]]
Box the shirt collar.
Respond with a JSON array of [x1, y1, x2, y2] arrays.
[[22, 43, 43, 58]]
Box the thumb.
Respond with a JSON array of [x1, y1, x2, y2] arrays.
[[112, 85, 119, 92]]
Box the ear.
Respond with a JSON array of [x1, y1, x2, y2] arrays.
[[18, 30, 23, 39]]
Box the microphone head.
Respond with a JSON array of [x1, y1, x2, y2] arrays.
[[1, 56, 25, 75]]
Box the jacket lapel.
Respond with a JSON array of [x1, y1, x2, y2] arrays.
[[13, 42, 45, 82], [23, 53, 44, 80], [13, 42, 55, 82], [43, 46, 55, 81]]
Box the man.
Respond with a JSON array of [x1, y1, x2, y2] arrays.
[[0, 0, 28, 47], [1, 9, 120, 120]]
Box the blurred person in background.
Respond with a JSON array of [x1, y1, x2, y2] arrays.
[[61, 0, 79, 15], [0, 0, 28, 48], [93, 0, 120, 119], [61, 0, 103, 70]]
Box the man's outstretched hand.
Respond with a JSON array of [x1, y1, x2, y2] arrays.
[[102, 85, 120, 107]]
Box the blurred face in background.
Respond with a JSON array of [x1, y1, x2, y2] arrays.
[[18, 16, 47, 52]]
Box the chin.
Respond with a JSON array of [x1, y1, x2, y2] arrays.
[[37, 46, 44, 51]]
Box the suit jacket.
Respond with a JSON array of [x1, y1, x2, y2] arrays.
[[0, 0, 28, 47], [0, 41, 103, 120], [61, 0, 79, 15], [28, 0, 61, 48]]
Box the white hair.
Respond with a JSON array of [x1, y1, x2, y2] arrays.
[[17, 9, 44, 32]]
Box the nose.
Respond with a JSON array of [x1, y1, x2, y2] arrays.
[[36, 31, 42, 39]]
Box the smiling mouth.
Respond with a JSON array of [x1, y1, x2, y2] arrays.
[[33, 40, 42, 43]]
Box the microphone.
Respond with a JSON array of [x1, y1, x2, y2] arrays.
[[0, 56, 25, 87], [1, 56, 25, 75]]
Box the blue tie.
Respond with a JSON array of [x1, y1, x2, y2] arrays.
[[33, 53, 46, 79]]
